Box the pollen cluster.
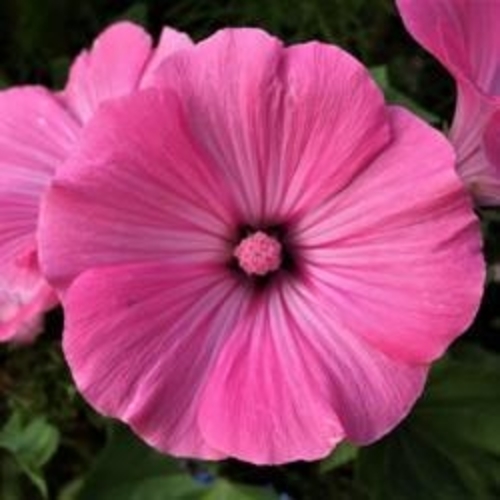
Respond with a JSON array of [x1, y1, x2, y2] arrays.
[[233, 230, 282, 276]]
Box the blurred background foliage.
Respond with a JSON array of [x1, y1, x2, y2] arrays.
[[0, 0, 499, 499]]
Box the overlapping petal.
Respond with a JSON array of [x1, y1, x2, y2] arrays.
[[484, 110, 500, 175], [447, 81, 500, 204], [0, 22, 192, 342], [40, 89, 237, 290], [396, 0, 500, 92], [63, 22, 192, 124], [396, 0, 500, 204], [63, 262, 245, 459], [154, 29, 390, 223], [200, 281, 426, 464], [293, 108, 484, 364], [0, 87, 79, 341], [0, 262, 56, 343], [139, 26, 193, 88]]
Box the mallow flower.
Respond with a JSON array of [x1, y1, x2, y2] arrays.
[[0, 22, 192, 342], [39, 28, 484, 464], [396, 0, 500, 205]]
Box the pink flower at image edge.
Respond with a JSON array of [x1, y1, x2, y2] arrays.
[[396, 0, 500, 205], [0, 21, 192, 342], [39, 28, 485, 464]]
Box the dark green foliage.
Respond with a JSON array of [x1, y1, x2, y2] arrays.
[[0, 412, 59, 498], [357, 348, 500, 500]]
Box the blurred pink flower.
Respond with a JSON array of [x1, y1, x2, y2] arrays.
[[0, 22, 192, 342], [397, 0, 500, 205], [40, 29, 484, 464]]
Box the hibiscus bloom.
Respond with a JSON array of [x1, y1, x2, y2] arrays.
[[39, 29, 484, 464], [396, 0, 500, 205], [0, 22, 192, 342]]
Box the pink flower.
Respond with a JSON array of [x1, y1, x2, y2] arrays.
[[39, 29, 484, 464], [396, 0, 500, 205], [0, 22, 192, 342]]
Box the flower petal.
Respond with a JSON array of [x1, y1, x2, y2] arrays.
[[482, 109, 500, 200], [199, 280, 427, 464], [154, 28, 390, 223], [0, 86, 79, 341], [448, 81, 500, 204], [292, 107, 484, 364], [396, 0, 500, 95], [63, 22, 153, 123], [40, 88, 237, 291], [0, 263, 56, 343], [63, 262, 246, 459], [139, 26, 194, 88], [396, 0, 500, 204]]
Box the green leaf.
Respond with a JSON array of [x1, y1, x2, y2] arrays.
[[78, 422, 183, 500], [202, 480, 277, 500], [0, 412, 59, 498], [319, 441, 358, 473], [130, 475, 208, 500], [128, 477, 276, 500], [77, 423, 278, 500], [57, 479, 84, 500], [356, 347, 500, 500]]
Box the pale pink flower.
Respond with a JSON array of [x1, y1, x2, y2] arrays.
[[0, 22, 192, 342], [40, 29, 484, 464], [396, 0, 500, 205]]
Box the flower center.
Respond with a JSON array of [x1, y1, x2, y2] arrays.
[[233, 230, 282, 276]]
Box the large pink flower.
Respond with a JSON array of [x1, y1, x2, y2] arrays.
[[0, 22, 192, 342], [39, 29, 484, 464], [396, 0, 500, 205]]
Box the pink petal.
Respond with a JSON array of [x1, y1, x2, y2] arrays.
[[292, 107, 484, 364], [0, 86, 79, 341], [0, 261, 56, 343], [63, 262, 246, 459], [154, 28, 390, 223], [396, 0, 500, 94], [63, 22, 193, 124], [199, 280, 427, 464], [40, 88, 237, 291], [482, 109, 500, 200], [487, 111, 500, 159], [63, 22, 154, 123], [139, 26, 194, 88], [448, 81, 500, 204], [396, 0, 500, 204]]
